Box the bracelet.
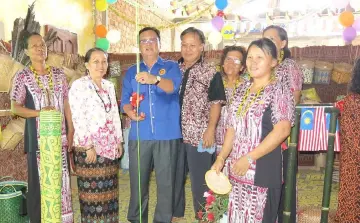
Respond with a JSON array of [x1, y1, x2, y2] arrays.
[[217, 155, 225, 163]]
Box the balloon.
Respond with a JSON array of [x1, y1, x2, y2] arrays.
[[343, 27, 357, 42], [350, 0, 360, 10], [96, 0, 108, 11], [96, 38, 110, 51], [339, 11, 354, 27], [106, 30, 121, 43], [221, 25, 235, 40], [211, 16, 224, 31], [217, 10, 224, 17], [332, 0, 349, 8], [95, 25, 107, 38], [107, 0, 117, 4], [208, 31, 223, 46], [215, 0, 228, 10], [353, 18, 360, 31]]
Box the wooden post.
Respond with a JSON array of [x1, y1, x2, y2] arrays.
[[283, 108, 301, 223], [320, 108, 339, 223]]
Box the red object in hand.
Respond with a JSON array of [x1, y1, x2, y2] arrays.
[[130, 92, 144, 108], [335, 100, 345, 113], [217, 10, 224, 17]]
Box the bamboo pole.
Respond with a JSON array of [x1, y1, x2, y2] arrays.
[[283, 109, 301, 223], [320, 108, 339, 223]]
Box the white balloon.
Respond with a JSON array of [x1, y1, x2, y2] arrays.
[[350, 0, 360, 10], [106, 30, 121, 44], [208, 31, 223, 46]]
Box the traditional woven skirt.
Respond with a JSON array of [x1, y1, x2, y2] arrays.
[[228, 183, 280, 223], [74, 150, 119, 223]]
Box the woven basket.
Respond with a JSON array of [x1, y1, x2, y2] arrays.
[[314, 61, 333, 84], [331, 62, 352, 84], [0, 179, 28, 223], [46, 52, 64, 68], [0, 118, 25, 151], [63, 67, 83, 84], [0, 54, 25, 93], [297, 59, 315, 84]]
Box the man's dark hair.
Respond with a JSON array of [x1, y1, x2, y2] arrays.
[[139, 27, 161, 41]]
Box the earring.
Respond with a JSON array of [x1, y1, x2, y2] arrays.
[[278, 49, 284, 63]]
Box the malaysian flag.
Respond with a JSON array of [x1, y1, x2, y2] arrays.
[[298, 107, 341, 152]]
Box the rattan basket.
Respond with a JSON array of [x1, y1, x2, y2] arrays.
[[0, 54, 25, 93], [0, 118, 25, 151], [331, 62, 352, 84]]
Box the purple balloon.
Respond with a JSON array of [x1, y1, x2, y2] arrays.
[[343, 27, 357, 42], [211, 16, 224, 31], [353, 18, 360, 31]]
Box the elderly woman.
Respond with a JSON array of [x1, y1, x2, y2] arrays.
[[212, 38, 295, 222], [10, 32, 73, 223], [69, 47, 123, 223], [335, 58, 360, 223], [215, 45, 246, 176], [263, 25, 303, 222]]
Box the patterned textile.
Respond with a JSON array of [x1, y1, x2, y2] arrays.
[[225, 80, 294, 222], [228, 184, 268, 223], [69, 75, 123, 160], [335, 94, 360, 223], [39, 111, 62, 223], [180, 62, 226, 147], [10, 67, 73, 222], [275, 58, 303, 93], [74, 151, 119, 223]]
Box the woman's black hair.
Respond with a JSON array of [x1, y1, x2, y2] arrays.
[[84, 47, 108, 63], [263, 25, 291, 61], [220, 45, 247, 75], [349, 58, 360, 94], [247, 38, 278, 61]]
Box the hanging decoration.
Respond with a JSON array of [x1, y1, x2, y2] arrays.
[[95, 25, 108, 38], [96, 0, 108, 11], [212, 16, 225, 31], [107, 0, 117, 4], [208, 31, 223, 47], [216, 10, 224, 17], [339, 11, 354, 27], [353, 18, 360, 31], [107, 30, 121, 43], [96, 38, 110, 51], [343, 27, 357, 42], [215, 0, 228, 10], [332, 0, 349, 9], [221, 24, 235, 40]]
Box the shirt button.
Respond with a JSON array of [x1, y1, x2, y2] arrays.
[[151, 91, 153, 93], [152, 103, 154, 105], [152, 116, 155, 119]]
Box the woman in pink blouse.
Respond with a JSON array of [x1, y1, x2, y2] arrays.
[[69, 47, 123, 223]]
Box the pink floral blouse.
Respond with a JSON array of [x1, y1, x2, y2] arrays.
[[276, 58, 303, 93], [69, 76, 123, 160]]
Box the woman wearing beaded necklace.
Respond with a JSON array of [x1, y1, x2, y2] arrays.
[[68, 47, 123, 223], [215, 45, 246, 176], [10, 32, 74, 223], [212, 38, 295, 222]]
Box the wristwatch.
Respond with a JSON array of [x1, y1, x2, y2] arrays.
[[155, 76, 161, 85], [246, 155, 253, 164]]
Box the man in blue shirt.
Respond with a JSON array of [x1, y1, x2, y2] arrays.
[[121, 27, 182, 223]]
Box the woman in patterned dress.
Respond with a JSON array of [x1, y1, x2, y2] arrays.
[[215, 45, 247, 176], [212, 38, 295, 222], [10, 32, 73, 223], [263, 25, 303, 222], [335, 58, 360, 223], [69, 47, 123, 223]]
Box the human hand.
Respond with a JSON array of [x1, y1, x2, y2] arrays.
[[232, 156, 250, 176], [211, 156, 225, 175], [135, 72, 156, 85], [202, 128, 215, 148], [128, 110, 145, 121], [85, 148, 97, 164]]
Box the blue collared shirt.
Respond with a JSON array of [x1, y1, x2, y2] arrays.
[[121, 57, 182, 140]]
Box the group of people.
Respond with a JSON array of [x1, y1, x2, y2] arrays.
[[9, 23, 360, 223]]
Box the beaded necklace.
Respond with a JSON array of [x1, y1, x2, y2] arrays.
[[223, 77, 241, 105], [236, 79, 273, 117], [92, 83, 112, 113], [30, 65, 53, 94]]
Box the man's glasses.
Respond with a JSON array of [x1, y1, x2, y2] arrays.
[[139, 38, 159, 45]]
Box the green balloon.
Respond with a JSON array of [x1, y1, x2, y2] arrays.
[[96, 38, 110, 51]]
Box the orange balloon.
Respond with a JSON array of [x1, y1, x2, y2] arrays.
[[339, 11, 355, 27], [95, 25, 107, 38]]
